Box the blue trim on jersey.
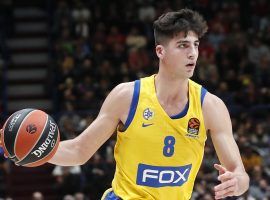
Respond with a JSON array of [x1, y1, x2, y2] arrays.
[[124, 80, 140, 129], [170, 101, 189, 119], [104, 191, 121, 200], [201, 87, 208, 105]]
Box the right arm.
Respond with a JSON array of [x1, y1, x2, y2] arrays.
[[0, 82, 134, 166], [49, 82, 133, 166]]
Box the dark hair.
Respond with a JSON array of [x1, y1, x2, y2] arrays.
[[153, 9, 208, 45]]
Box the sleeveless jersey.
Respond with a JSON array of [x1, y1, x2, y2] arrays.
[[112, 75, 207, 200]]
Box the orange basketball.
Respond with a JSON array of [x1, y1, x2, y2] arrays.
[[1, 108, 60, 167]]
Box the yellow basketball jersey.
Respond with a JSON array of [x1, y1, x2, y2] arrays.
[[112, 75, 207, 200]]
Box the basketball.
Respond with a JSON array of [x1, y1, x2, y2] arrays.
[[1, 108, 60, 167]]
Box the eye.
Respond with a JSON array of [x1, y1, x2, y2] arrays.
[[178, 43, 186, 48], [194, 43, 199, 48]]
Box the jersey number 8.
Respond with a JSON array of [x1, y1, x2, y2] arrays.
[[163, 136, 175, 157]]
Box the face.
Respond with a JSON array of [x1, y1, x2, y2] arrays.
[[156, 31, 199, 79]]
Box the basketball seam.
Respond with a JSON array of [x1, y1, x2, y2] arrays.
[[13, 110, 36, 161], [15, 110, 48, 164]]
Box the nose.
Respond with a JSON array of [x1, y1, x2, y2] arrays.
[[188, 45, 197, 60]]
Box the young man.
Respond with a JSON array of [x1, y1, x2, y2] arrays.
[[1, 9, 249, 200]]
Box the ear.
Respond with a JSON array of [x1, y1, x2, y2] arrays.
[[155, 45, 165, 59]]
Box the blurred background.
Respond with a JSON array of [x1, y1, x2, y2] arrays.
[[0, 0, 270, 199]]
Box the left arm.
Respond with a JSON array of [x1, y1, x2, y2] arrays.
[[203, 92, 249, 199]]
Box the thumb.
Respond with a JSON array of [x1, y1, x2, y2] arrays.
[[0, 129, 3, 147], [0, 129, 8, 158], [214, 164, 227, 175]]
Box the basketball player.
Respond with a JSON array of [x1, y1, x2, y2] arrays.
[[0, 9, 249, 199]]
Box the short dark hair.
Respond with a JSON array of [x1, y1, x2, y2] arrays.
[[153, 9, 208, 45]]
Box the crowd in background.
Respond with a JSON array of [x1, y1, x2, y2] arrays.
[[0, 1, 10, 127], [1, 0, 270, 199], [0, 1, 11, 198]]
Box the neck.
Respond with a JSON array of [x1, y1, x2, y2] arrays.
[[155, 71, 189, 104]]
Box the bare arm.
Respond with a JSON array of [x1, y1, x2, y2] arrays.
[[203, 92, 249, 199], [48, 82, 133, 166]]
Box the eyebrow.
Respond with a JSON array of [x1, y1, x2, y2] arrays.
[[176, 40, 200, 44]]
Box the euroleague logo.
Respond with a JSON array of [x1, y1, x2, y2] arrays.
[[186, 118, 200, 138], [26, 124, 37, 134]]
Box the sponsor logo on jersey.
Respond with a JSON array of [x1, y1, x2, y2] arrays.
[[142, 123, 153, 127], [186, 118, 200, 138], [136, 163, 192, 187], [143, 108, 154, 120]]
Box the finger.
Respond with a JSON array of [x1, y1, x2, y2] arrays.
[[214, 178, 237, 192], [0, 130, 8, 158], [215, 186, 235, 199], [0, 129, 3, 147], [0, 147, 8, 158], [218, 171, 234, 182], [214, 164, 227, 175]]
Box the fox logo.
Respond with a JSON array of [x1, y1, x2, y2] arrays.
[[137, 163, 192, 187]]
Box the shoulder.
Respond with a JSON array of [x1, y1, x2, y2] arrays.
[[110, 81, 135, 102], [202, 92, 225, 109], [202, 92, 231, 130], [100, 81, 136, 120]]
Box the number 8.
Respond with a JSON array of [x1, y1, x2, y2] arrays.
[[163, 136, 175, 157]]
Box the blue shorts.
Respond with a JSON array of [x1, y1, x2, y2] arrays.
[[102, 189, 121, 200]]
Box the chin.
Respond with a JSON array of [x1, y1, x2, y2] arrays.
[[186, 71, 194, 78], [175, 71, 194, 79]]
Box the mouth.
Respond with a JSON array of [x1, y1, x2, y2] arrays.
[[186, 63, 195, 67], [186, 63, 195, 73], [185, 63, 195, 70]]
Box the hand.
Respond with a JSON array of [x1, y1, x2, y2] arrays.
[[0, 129, 3, 147], [214, 164, 239, 199], [0, 129, 8, 158]]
